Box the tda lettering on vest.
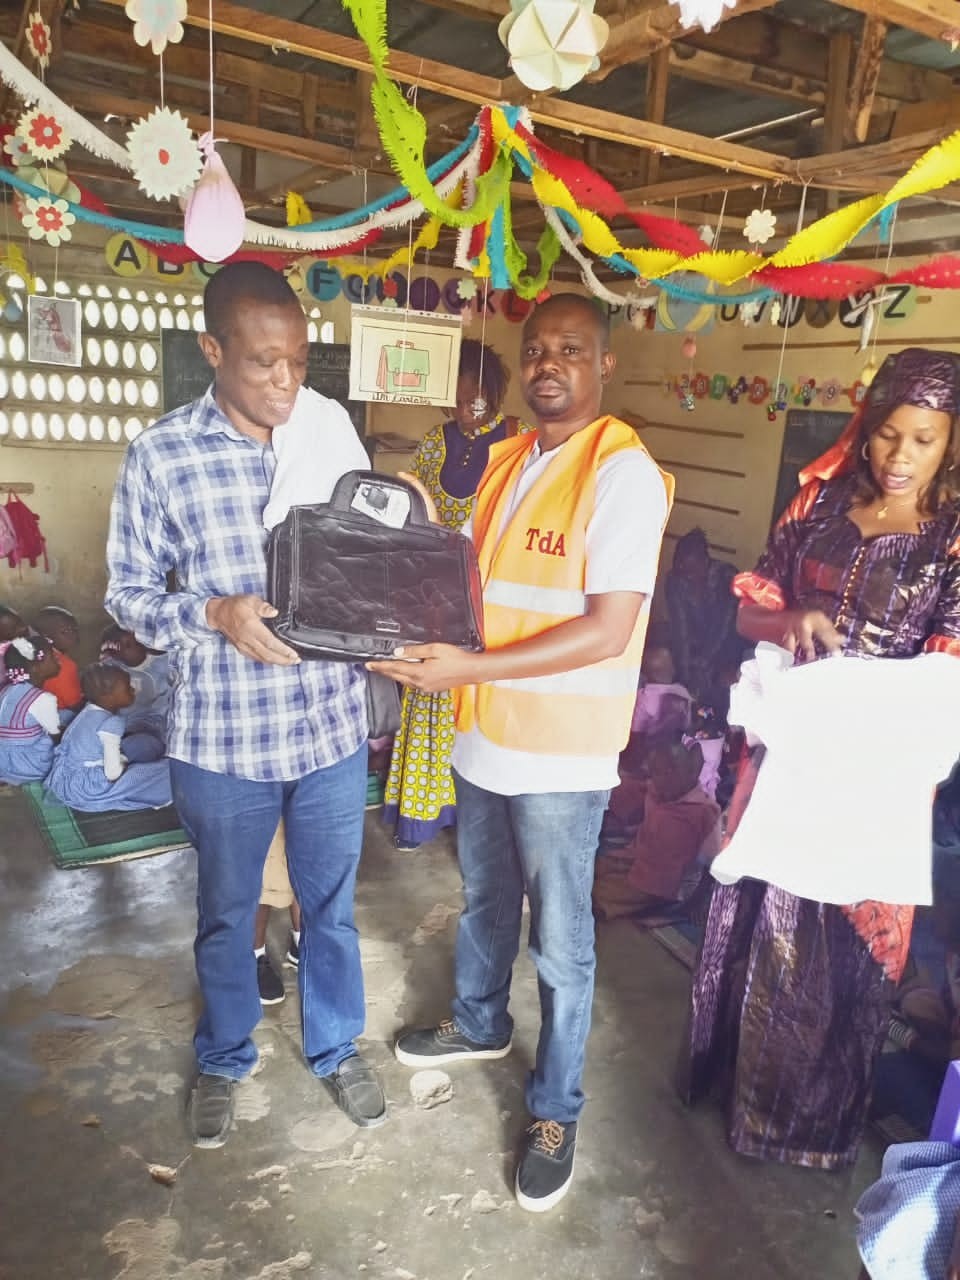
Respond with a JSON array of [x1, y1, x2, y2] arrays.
[[525, 527, 567, 557]]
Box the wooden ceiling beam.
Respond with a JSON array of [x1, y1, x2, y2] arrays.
[[828, 0, 960, 43], [595, 0, 779, 73], [847, 16, 888, 145], [98, 0, 505, 107], [59, 84, 360, 171], [522, 94, 792, 179], [642, 46, 670, 187], [798, 125, 953, 181], [683, 12, 952, 103], [92, 0, 792, 180]]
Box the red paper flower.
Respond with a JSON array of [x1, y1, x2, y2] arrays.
[[26, 12, 51, 68], [18, 110, 70, 161]]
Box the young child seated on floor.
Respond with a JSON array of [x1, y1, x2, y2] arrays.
[[604, 641, 695, 843], [254, 820, 302, 1007], [99, 623, 169, 761], [0, 634, 60, 785], [34, 605, 84, 724], [45, 663, 173, 812], [594, 734, 721, 924], [872, 858, 960, 1136]]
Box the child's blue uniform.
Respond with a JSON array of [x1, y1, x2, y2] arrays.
[[106, 651, 170, 761], [46, 703, 172, 811], [0, 683, 55, 784]]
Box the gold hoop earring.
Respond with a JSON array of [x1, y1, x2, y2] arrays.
[[861, 441, 870, 461]]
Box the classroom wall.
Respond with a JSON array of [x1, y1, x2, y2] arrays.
[[0, 254, 953, 638], [607, 258, 953, 572]]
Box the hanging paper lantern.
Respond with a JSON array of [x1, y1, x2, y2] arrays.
[[674, 0, 738, 33], [743, 208, 777, 247], [184, 134, 246, 262], [21, 196, 75, 247], [498, 1, 610, 92], [124, 0, 187, 56], [16, 107, 71, 162], [127, 108, 203, 202], [25, 11, 51, 68], [18, 161, 80, 207]]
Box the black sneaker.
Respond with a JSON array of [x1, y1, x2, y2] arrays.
[[285, 932, 299, 969], [515, 1118, 577, 1212], [188, 1074, 235, 1149], [395, 1018, 512, 1067], [256, 953, 285, 1005]]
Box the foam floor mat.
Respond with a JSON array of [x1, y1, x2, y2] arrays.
[[21, 783, 191, 868]]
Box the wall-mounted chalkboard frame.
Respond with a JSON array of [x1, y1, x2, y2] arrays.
[[160, 329, 368, 442], [772, 408, 852, 523]]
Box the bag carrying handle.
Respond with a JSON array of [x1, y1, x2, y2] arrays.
[[328, 469, 430, 528]]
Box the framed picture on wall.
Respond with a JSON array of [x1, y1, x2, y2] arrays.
[[27, 295, 82, 367]]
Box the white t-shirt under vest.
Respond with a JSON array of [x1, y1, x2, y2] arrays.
[[452, 438, 669, 795]]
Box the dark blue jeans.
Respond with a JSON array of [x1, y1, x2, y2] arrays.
[[451, 770, 610, 1124], [171, 743, 367, 1080]]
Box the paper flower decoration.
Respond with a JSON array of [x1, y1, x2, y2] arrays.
[[184, 133, 246, 262], [697, 224, 715, 246], [16, 107, 71, 161], [21, 196, 75, 247], [25, 12, 51, 68], [4, 133, 37, 168], [125, 0, 187, 55], [456, 277, 477, 301], [675, 0, 738, 34], [743, 207, 777, 246], [127, 108, 202, 201], [498, 0, 610, 92]]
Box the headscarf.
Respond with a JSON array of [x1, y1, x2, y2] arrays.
[[799, 348, 960, 486]]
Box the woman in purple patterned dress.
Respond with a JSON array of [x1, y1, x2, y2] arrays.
[[681, 348, 960, 1169]]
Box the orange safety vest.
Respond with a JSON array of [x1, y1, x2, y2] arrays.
[[454, 414, 674, 757]]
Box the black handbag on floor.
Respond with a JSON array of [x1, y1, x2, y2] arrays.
[[266, 470, 485, 661]]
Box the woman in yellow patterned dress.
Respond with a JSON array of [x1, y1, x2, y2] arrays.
[[383, 339, 531, 849]]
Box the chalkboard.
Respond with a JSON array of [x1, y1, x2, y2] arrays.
[[772, 408, 851, 522], [160, 330, 367, 440]]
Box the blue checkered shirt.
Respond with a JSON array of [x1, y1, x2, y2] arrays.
[[105, 388, 368, 781]]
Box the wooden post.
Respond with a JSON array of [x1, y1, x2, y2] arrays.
[[847, 16, 888, 144], [642, 47, 670, 187], [823, 31, 852, 211]]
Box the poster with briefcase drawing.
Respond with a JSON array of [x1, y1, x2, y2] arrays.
[[349, 305, 462, 407]]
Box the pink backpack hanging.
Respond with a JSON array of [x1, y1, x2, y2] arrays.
[[0, 504, 16, 559], [5, 492, 48, 570]]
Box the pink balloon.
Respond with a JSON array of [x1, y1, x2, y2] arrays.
[[183, 133, 245, 263]]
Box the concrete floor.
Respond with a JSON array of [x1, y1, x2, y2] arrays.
[[0, 787, 880, 1280]]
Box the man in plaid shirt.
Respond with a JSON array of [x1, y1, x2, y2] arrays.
[[106, 262, 385, 1147]]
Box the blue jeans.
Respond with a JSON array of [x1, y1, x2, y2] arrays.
[[451, 770, 610, 1124], [171, 743, 368, 1080]]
